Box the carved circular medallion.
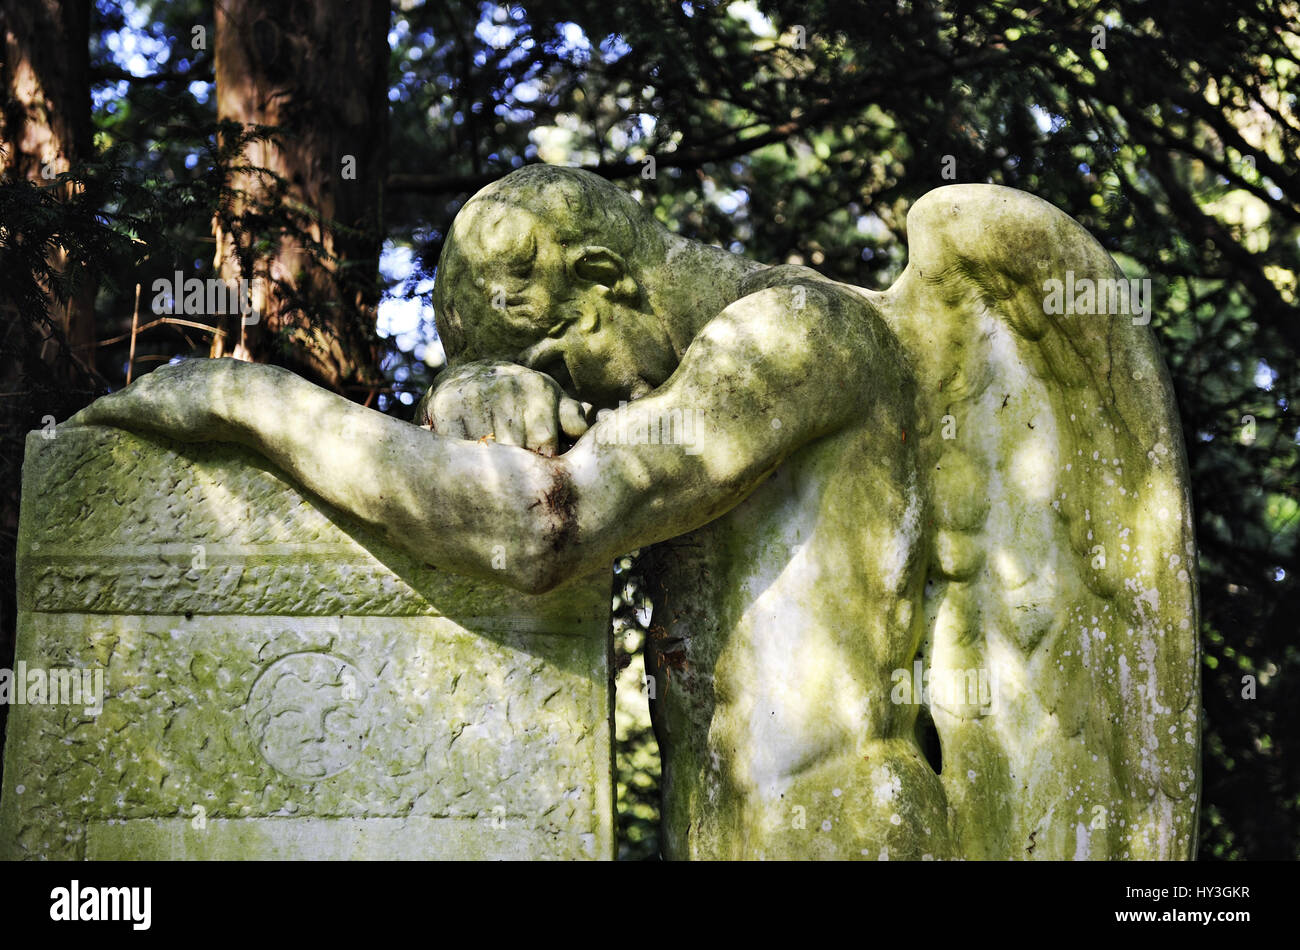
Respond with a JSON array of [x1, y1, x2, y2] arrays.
[[245, 652, 372, 781]]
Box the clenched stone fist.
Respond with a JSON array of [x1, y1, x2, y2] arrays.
[[415, 360, 592, 456]]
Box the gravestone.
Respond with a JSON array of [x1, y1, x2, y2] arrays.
[[0, 426, 614, 860]]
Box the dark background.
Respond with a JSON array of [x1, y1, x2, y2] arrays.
[[1, 0, 1296, 859]]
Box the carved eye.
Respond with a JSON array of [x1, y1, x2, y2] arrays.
[[573, 250, 622, 286]]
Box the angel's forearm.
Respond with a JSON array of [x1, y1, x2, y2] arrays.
[[226, 364, 574, 591]]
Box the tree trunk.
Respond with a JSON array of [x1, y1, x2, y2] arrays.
[[0, 0, 96, 781], [0, 0, 96, 375], [212, 0, 389, 394]]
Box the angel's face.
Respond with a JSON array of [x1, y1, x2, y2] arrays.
[[510, 257, 679, 407], [439, 208, 678, 407]]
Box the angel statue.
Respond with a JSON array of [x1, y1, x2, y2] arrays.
[[69, 165, 1200, 860]]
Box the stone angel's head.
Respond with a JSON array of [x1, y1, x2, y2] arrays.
[[432, 165, 679, 406]]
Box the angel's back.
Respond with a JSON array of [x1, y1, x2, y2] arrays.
[[642, 184, 1198, 860]]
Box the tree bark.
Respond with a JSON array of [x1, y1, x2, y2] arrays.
[[212, 0, 389, 394], [0, 0, 96, 375], [0, 0, 96, 779]]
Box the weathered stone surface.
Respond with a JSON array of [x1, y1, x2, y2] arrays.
[[57, 166, 1201, 861], [0, 427, 614, 860]]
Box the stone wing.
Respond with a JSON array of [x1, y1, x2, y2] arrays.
[[865, 184, 1200, 859]]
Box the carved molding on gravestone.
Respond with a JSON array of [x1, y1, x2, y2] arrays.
[[0, 427, 615, 860]]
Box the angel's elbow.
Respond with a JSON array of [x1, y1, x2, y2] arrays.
[[511, 565, 565, 596], [506, 495, 581, 595], [505, 539, 576, 595]]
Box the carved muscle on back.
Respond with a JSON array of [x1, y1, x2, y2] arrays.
[[863, 185, 1199, 859]]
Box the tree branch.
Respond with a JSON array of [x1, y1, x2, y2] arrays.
[[387, 50, 1014, 195], [89, 63, 214, 85]]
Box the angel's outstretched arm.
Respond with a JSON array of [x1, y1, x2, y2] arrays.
[[67, 282, 893, 593]]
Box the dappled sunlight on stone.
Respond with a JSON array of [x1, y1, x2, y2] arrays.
[[13, 168, 1200, 862]]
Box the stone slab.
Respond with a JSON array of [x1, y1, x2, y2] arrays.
[[0, 427, 614, 860]]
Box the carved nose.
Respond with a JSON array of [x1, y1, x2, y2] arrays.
[[519, 336, 578, 394], [518, 336, 565, 371]]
